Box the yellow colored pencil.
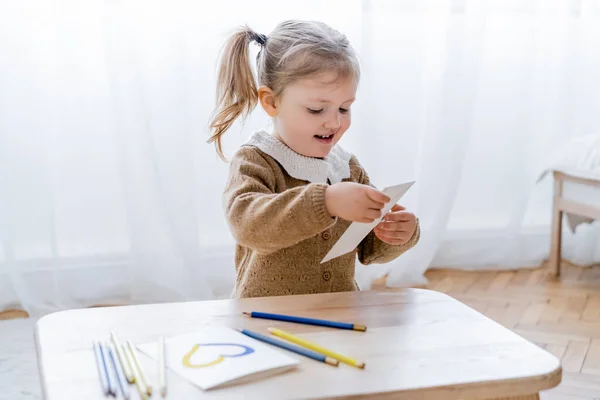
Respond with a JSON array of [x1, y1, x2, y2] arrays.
[[126, 340, 152, 396], [123, 343, 148, 400], [110, 332, 135, 383], [268, 327, 365, 369]]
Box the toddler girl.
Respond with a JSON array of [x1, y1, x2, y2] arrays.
[[209, 20, 420, 298]]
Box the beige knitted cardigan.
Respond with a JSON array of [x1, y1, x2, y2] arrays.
[[223, 130, 420, 298]]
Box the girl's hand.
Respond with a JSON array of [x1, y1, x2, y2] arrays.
[[373, 204, 417, 245], [325, 182, 390, 223]]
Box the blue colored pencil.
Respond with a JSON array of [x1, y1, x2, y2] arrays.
[[108, 344, 131, 400], [93, 341, 110, 396], [239, 328, 339, 366], [98, 342, 117, 397], [243, 311, 367, 331]]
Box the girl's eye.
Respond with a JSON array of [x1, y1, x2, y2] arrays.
[[307, 108, 323, 114], [339, 108, 349, 114]]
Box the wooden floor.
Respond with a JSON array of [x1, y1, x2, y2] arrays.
[[416, 263, 600, 400]]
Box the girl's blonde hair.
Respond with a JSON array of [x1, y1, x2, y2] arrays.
[[208, 20, 360, 160]]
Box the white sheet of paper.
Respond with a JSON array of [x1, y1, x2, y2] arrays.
[[137, 327, 299, 391], [321, 181, 415, 263]]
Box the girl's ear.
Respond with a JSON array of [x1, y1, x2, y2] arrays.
[[258, 86, 278, 117]]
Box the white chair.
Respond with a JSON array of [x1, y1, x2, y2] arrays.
[[549, 169, 600, 276]]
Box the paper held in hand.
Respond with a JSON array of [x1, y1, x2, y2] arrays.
[[321, 181, 415, 264]]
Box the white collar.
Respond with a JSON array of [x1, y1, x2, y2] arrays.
[[243, 130, 352, 184]]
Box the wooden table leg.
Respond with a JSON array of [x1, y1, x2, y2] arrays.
[[549, 172, 563, 277]]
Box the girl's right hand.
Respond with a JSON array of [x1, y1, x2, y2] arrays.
[[325, 182, 391, 223]]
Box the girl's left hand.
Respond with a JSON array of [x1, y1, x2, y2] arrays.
[[373, 204, 417, 246]]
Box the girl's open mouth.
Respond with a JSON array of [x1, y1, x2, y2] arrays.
[[314, 134, 334, 144]]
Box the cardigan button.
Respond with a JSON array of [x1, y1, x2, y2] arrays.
[[322, 271, 332, 281], [322, 231, 331, 240]]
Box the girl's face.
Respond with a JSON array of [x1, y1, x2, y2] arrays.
[[272, 71, 357, 158]]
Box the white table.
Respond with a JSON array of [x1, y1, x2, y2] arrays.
[[34, 289, 562, 399]]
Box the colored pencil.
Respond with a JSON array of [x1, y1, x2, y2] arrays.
[[110, 332, 134, 383], [268, 327, 365, 368], [123, 343, 148, 400], [126, 340, 152, 396], [99, 342, 117, 397], [158, 336, 167, 398], [108, 344, 130, 400], [93, 341, 110, 396], [239, 329, 339, 366], [243, 311, 367, 331]]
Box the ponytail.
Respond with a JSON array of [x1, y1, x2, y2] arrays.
[[208, 26, 264, 160]]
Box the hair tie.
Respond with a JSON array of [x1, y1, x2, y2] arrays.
[[251, 32, 267, 46]]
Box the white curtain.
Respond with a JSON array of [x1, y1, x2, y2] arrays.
[[1, 0, 600, 315]]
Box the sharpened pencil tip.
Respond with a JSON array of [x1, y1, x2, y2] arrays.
[[325, 357, 339, 366], [242, 311, 250, 315]]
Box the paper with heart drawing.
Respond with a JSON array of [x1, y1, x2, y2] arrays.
[[321, 181, 415, 263], [137, 327, 299, 390]]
